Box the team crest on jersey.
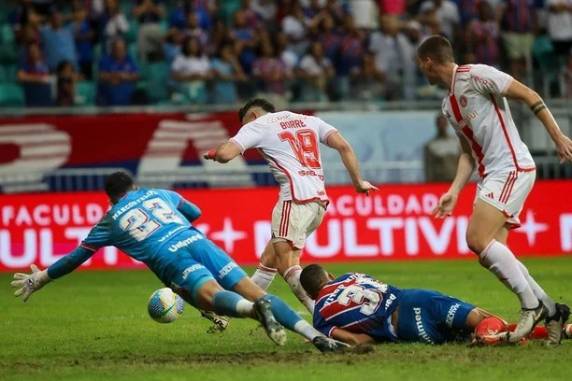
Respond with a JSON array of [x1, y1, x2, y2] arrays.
[[460, 95, 468, 107]]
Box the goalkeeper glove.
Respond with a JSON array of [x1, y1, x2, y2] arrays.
[[11, 264, 51, 302]]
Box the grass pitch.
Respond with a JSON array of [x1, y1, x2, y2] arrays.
[[1, 258, 571, 381]]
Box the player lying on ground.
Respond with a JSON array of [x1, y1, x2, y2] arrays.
[[10, 171, 347, 353], [299, 264, 571, 346], [416, 35, 572, 343], [204, 98, 378, 314]]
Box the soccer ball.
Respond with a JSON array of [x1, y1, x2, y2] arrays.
[[147, 288, 185, 323]]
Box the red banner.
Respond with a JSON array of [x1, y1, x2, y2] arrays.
[[1, 181, 570, 272]]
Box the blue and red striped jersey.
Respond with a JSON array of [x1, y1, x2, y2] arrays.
[[313, 273, 401, 342]]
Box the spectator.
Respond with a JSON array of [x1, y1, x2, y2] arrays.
[[171, 37, 212, 103], [275, 31, 299, 71], [546, 0, 572, 61], [336, 15, 365, 99], [465, 0, 501, 67], [97, 38, 139, 105], [296, 41, 334, 101], [70, 6, 95, 80], [252, 0, 278, 26], [318, 13, 342, 67], [281, 1, 309, 57], [252, 41, 291, 97], [230, 9, 259, 73], [40, 10, 78, 71], [377, 0, 407, 16], [100, 0, 129, 48], [17, 43, 53, 107], [499, 0, 536, 80], [351, 53, 385, 101], [133, 0, 165, 62], [348, 0, 379, 29], [424, 114, 459, 182], [56, 60, 80, 106], [419, 0, 460, 40], [211, 44, 247, 104], [184, 11, 209, 48], [163, 27, 184, 64], [369, 14, 415, 100]]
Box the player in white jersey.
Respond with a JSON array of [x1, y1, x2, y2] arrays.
[[416, 35, 572, 344], [204, 99, 378, 312]]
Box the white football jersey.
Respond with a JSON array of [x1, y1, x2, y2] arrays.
[[442, 64, 535, 178], [231, 111, 337, 202]]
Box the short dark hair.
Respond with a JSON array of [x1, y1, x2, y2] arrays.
[[238, 98, 276, 123], [104, 171, 134, 202], [300, 264, 329, 299], [417, 35, 454, 64]]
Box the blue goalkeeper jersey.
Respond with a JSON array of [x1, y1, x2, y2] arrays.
[[313, 273, 402, 342], [47, 188, 203, 281]]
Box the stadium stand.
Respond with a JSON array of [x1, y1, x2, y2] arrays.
[[1, 0, 571, 107]]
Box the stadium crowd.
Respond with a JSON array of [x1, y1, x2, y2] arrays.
[[2, 0, 572, 107]]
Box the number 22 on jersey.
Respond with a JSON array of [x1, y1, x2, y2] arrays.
[[119, 198, 183, 241], [279, 129, 321, 169]]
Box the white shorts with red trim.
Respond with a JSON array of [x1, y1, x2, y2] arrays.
[[271, 200, 326, 249], [475, 170, 536, 229]]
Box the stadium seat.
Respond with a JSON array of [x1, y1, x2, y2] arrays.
[[75, 81, 96, 105], [0, 83, 25, 106], [1, 24, 14, 44], [145, 62, 170, 103]]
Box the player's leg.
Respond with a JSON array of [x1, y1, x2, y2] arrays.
[[232, 276, 346, 350], [271, 201, 326, 313], [170, 258, 287, 346], [250, 241, 278, 291], [467, 199, 544, 342], [495, 227, 570, 344]]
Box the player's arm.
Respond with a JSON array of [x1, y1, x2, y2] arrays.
[[177, 198, 202, 222], [10, 245, 97, 302], [10, 220, 111, 302], [503, 79, 572, 163], [203, 140, 243, 163], [433, 135, 473, 218], [326, 132, 379, 194], [331, 327, 376, 346]]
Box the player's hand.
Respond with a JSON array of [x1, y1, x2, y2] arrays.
[[355, 180, 379, 195], [556, 135, 572, 163], [10, 264, 51, 302], [203, 149, 217, 161], [432, 192, 458, 218]]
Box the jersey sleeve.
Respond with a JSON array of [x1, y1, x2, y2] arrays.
[[313, 310, 337, 337], [159, 190, 202, 222], [47, 217, 112, 279], [469, 65, 514, 96], [229, 122, 264, 153], [313, 117, 338, 144]]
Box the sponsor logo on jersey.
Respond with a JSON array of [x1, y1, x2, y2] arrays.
[[446, 303, 461, 327], [414, 307, 434, 344], [384, 293, 397, 310], [219, 262, 238, 278], [460, 95, 468, 107], [182, 264, 205, 280], [486, 192, 494, 200], [168, 234, 203, 252]]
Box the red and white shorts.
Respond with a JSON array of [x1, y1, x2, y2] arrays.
[[271, 200, 326, 249], [475, 170, 536, 228]]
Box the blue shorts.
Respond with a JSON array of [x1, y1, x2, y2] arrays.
[[162, 237, 247, 306], [396, 289, 475, 344]]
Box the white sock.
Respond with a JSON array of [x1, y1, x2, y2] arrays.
[[479, 241, 539, 309], [293, 319, 322, 341], [517, 260, 556, 316], [284, 265, 315, 313], [251, 264, 277, 291], [236, 299, 254, 316]]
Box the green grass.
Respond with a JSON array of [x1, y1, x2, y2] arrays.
[[1, 258, 571, 381]]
